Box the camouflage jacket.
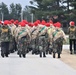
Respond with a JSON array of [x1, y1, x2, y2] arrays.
[[0, 25, 12, 42], [0, 25, 2, 37], [68, 26, 76, 39], [52, 28, 66, 42]]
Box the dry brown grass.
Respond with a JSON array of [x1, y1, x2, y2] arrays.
[[60, 49, 76, 70]]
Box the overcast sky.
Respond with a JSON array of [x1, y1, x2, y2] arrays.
[[0, 0, 32, 9]]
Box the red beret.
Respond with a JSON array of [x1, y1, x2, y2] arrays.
[[4, 20, 9, 25], [34, 22, 38, 26], [45, 23, 50, 27], [28, 22, 34, 27], [54, 22, 61, 28], [70, 21, 75, 26], [41, 20, 46, 25], [20, 22, 25, 27], [10, 19, 14, 23], [0, 20, 2, 24]]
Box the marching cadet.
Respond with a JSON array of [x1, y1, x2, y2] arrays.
[[27, 22, 35, 52], [14, 22, 22, 55], [14, 22, 22, 43], [17, 22, 31, 58], [0, 20, 2, 37], [38, 20, 48, 57], [8, 20, 18, 53], [24, 22, 33, 52], [0, 20, 12, 57], [68, 21, 76, 54], [31, 21, 40, 55], [52, 22, 66, 58], [47, 21, 55, 54]]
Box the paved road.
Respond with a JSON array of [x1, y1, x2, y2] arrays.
[[0, 50, 76, 75]]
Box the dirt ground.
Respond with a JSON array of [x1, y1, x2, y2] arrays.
[[60, 49, 76, 70]]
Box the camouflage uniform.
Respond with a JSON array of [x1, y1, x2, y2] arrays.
[[52, 28, 66, 58], [0, 24, 2, 38], [38, 25, 48, 57], [0, 25, 11, 57], [68, 26, 76, 54], [17, 27, 31, 58], [31, 26, 40, 55], [8, 24, 17, 53], [47, 25, 55, 54]]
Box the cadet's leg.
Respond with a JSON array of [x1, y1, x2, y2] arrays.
[[22, 49, 26, 58], [1, 42, 5, 57], [53, 48, 56, 58], [32, 39, 35, 54], [69, 39, 73, 54], [18, 40, 22, 58], [22, 42, 27, 58], [58, 53, 60, 58], [46, 43, 49, 54], [52, 42, 56, 58], [22, 48, 26, 58], [43, 51, 46, 57], [14, 39, 17, 51], [5, 42, 9, 57], [40, 51, 42, 57], [57, 44, 61, 58], [73, 39, 76, 54], [53, 52, 55, 58], [49, 44, 53, 54], [60, 43, 63, 54], [18, 44, 22, 58]]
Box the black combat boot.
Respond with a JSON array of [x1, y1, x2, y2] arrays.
[[49, 48, 53, 54], [70, 51, 72, 54], [46, 50, 48, 54], [23, 54, 26, 58], [32, 50, 35, 54], [53, 53, 55, 58], [1, 50, 5, 58], [5, 53, 9, 57], [19, 54, 21, 58], [1, 53, 4, 58], [49, 51, 52, 54], [19, 51, 21, 58], [40, 52, 42, 57], [58, 53, 61, 58], [43, 52, 46, 57]]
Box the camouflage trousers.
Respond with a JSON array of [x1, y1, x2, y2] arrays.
[[38, 35, 48, 57], [18, 36, 28, 57], [46, 42, 53, 54], [31, 38, 39, 54], [52, 37, 64, 58], [1, 42, 9, 57], [53, 37, 63, 54]]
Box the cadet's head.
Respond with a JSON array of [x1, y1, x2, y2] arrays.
[[28, 22, 34, 27], [55, 22, 61, 29], [45, 23, 50, 27], [3, 20, 9, 26], [69, 21, 75, 26], [20, 22, 26, 28], [0, 20, 2, 24]]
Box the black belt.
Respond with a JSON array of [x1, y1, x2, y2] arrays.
[[41, 35, 45, 36], [22, 36, 27, 38]]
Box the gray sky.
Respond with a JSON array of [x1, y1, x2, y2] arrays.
[[0, 0, 32, 9]]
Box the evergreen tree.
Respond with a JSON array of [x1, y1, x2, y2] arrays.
[[0, 2, 9, 20], [9, 3, 22, 21]]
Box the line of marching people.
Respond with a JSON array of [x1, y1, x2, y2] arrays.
[[0, 19, 67, 58]]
